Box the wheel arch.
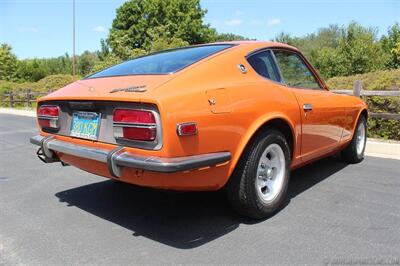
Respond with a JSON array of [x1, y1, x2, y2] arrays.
[[227, 114, 297, 178], [343, 107, 368, 146], [360, 108, 368, 120], [352, 108, 368, 137]]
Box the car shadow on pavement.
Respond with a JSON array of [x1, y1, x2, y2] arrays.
[[55, 156, 349, 249]]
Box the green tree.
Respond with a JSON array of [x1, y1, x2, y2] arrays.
[[97, 39, 110, 61], [310, 47, 347, 78], [0, 44, 18, 81], [214, 33, 250, 42], [78, 51, 98, 76], [107, 0, 216, 59], [313, 23, 388, 78], [147, 25, 189, 52], [91, 54, 122, 73], [381, 23, 400, 69], [276, 22, 388, 79], [16, 54, 75, 82], [275, 25, 341, 63], [337, 22, 387, 75], [301, 25, 341, 59], [16, 59, 47, 82], [274, 32, 296, 45]]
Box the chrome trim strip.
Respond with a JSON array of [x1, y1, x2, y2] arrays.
[[38, 115, 59, 120], [176, 122, 198, 136], [30, 135, 231, 173], [115, 151, 231, 173], [113, 121, 156, 127], [112, 107, 163, 150], [113, 124, 157, 129]]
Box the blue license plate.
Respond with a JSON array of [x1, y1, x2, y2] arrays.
[[70, 111, 101, 140]]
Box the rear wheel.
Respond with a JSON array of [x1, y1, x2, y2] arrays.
[[226, 129, 290, 219], [341, 115, 367, 163]]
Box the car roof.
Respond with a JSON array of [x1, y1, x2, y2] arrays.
[[211, 41, 300, 53]]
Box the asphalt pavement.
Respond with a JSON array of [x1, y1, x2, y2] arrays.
[[1, 113, 399, 265]]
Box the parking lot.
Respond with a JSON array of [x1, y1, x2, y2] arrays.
[[1, 113, 399, 265]]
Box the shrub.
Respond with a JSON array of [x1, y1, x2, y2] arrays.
[[0, 74, 79, 108], [326, 69, 400, 90]]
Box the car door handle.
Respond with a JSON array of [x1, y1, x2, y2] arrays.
[[303, 104, 313, 111]]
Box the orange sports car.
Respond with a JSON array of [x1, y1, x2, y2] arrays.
[[31, 41, 368, 218]]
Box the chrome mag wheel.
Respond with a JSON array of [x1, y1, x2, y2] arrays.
[[356, 121, 366, 156], [255, 143, 286, 203]]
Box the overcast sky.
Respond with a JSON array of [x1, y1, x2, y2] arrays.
[[0, 0, 399, 59]]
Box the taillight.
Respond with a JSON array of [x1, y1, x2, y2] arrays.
[[37, 105, 60, 130], [113, 109, 157, 141], [177, 123, 197, 136]]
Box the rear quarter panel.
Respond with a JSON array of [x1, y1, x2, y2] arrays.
[[154, 46, 302, 185], [36, 43, 305, 190]]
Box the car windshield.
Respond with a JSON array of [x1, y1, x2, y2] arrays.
[[88, 44, 233, 79]]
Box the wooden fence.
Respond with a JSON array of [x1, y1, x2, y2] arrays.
[[0, 81, 399, 120], [331, 80, 400, 121], [0, 89, 52, 108]]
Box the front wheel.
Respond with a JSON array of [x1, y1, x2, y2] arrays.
[[341, 115, 367, 163], [226, 129, 291, 219]]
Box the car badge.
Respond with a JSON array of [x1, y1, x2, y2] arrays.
[[238, 64, 247, 74], [208, 99, 217, 106], [109, 85, 147, 93]]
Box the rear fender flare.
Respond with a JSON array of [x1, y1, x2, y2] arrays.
[[227, 112, 297, 178], [348, 108, 368, 141]]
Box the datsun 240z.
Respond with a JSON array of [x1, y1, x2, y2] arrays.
[[31, 42, 368, 218]]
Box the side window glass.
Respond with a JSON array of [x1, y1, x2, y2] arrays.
[[247, 51, 281, 82], [273, 50, 321, 90]]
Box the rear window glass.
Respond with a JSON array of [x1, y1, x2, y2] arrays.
[[88, 44, 233, 78]]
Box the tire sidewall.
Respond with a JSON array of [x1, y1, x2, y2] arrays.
[[354, 116, 367, 161], [246, 130, 291, 215]]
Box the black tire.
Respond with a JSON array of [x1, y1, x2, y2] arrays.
[[341, 115, 367, 164], [225, 129, 291, 219]]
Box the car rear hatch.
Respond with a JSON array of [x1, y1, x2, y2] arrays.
[[37, 75, 171, 150], [40, 75, 173, 102]]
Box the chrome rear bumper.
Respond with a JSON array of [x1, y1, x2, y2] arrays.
[[30, 135, 231, 177]]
